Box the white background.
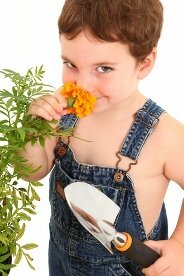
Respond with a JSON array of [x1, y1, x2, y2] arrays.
[[0, 1, 183, 275]]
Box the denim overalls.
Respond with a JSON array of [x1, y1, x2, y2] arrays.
[[48, 99, 168, 276]]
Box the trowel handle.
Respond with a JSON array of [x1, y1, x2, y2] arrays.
[[114, 232, 160, 268]]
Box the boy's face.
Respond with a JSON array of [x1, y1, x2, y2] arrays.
[[60, 31, 141, 113]]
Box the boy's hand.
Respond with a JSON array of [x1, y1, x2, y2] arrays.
[[28, 88, 67, 122], [142, 238, 184, 275]]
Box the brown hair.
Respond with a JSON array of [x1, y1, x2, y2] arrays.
[[58, 0, 163, 60]]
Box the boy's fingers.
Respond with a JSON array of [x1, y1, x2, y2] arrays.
[[37, 94, 66, 113], [142, 256, 169, 275], [28, 93, 67, 118], [142, 241, 170, 275], [29, 105, 58, 121], [144, 240, 162, 254], [28, 100, 61, 120], [53, 93, 67, 110], [54, 87, 67, 106]]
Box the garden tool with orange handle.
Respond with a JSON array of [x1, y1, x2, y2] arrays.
[[64, 182, 160, 268]]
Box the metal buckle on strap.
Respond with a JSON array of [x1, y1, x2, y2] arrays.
[[134, 109, 159, 128]]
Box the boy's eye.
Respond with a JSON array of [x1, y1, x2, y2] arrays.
[[96, 66, 113, 73], [63, 61, 76, 68]]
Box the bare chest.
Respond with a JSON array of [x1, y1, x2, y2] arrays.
[[63, 118, 168, 234], [69, 117, 133, 168]]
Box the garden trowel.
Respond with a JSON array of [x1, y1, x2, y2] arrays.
[[64, 181, 160, 268]]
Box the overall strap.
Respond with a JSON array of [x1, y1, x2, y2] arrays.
[[120, 99, 165, 161], [59, 114, 78, 130]]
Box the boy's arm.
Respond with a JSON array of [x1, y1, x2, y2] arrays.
[[171, 199, 184, 245], [143, 115, 184, 275], [19, 135, 57, 181], [18, 88, 67, 181]]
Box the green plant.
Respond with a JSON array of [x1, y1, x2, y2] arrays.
[[0, 66, 73, 275]]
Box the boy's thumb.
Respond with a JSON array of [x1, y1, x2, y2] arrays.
[[144, 240, 162, 255]]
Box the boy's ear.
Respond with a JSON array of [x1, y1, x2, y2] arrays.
[[137, 48, 157, 79]]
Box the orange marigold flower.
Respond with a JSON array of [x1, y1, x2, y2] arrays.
[[61, 83, 96, 118]]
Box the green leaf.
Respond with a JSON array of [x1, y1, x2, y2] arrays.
[[38, 136, 45, 147], [26, 258, 35, 270], [0, 89, 12, 98], [24, 253, 33, 261], [6, 98, 14, 109], [18, 188, 27, 192], [0, 246, 9, 255], [17, 128, 26, 141], [0, 269, 8, 276], [12, 188, 18, 208], [14, 247, 22, 264], [24, 208, 37, 215], [0, 234, 9, 245], [22, 243, 38, 250], [31, 187, 40, 201], [0, 110, 8, 117], [17, 212, 31, 221], [16, 223, 26, 241], [0, 253, 11, 263], [67, 97, 76, 107], [30, 181, 43, 187], [0, 263, 16, 270]]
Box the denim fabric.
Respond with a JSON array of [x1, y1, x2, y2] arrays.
[[49, 99, 168, 276]]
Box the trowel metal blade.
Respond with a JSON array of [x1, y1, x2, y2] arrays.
[[64, 182, 120, 253]]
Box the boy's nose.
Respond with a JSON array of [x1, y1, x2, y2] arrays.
[[76, 75, 94, 93]]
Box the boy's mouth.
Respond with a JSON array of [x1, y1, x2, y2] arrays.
[[96, 96, 105, 100]]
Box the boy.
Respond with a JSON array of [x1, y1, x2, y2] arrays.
[[22, 0, 184, 275]]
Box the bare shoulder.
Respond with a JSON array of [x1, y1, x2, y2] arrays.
[[156, 112, 184, 140], [157, 112, 184, 188], [157, 112, 184, 146]]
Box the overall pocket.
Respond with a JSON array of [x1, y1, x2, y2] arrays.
[[51, 165, 74, 233]]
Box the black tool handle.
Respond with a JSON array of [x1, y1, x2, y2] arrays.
[[115, 232, 160, 268]]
